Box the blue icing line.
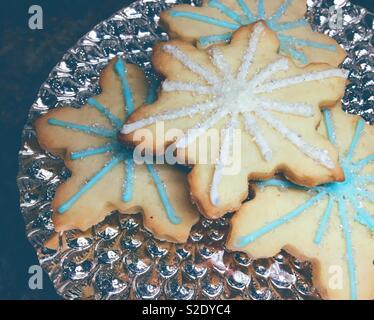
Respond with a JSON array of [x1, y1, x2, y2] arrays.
[[348, 194, 374, 231], [314, 197, 334, 245], [87, 98, 123, 130], [268, 0, 293, 23], [257, 0, 265, 19], [355, 210, 374, 231], [169, 10, 239, 30], [208, 0, 245, 25], [123, 159, 135, 202], [114, 58, 135, 118], [356, 211, 374, 231], [354, 154, 374, 169], [198, 32, 232, 47], [356, 215, 374, 231], [345, 119, 365, 164], [323, 109, 337, 145], [271, 18, 308, 32], [256, 178, 307, 190], [57, 155, 123, 214], [47, 118, 116, 138], [236, 0, 256, 22], [337, 198, 357, 300], [279, 43, 307, 65], [237, 191, 327, 247], [146, 164, 182, 225], [288, 48, 307, 65], [70, 143, 117, 160], [278, 34, 337, 51]]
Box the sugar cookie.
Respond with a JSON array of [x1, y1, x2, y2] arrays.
[[35, 58, 199, 243], [227, 107, 374, 300], [161, 0, 346, 66], [121, 23, 348, 219]]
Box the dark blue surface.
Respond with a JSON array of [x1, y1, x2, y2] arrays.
[[0, 0, 372, 300]]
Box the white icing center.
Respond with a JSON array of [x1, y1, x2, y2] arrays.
[[218, 83, 255, 113]]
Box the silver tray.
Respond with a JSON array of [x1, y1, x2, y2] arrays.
[[17, 0, 373, 300]]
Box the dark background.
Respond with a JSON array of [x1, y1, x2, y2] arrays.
[[0, 0, 372, 300]]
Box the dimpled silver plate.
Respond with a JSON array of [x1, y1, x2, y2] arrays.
[[17, 0, 373, 300]]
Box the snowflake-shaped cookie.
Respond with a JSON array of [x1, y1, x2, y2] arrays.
[[161, 0, 346, 66], [35, 58, 199, 243], [227, 107, 374, 299], [121, 23, 347, 219]]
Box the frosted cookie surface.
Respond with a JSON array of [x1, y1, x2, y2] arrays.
[[35, 58, 199, 243], [161, 0, 346, 66], [228, 107, 374, 300]]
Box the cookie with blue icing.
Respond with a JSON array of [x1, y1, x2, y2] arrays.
[[35, 58, 199, 243], [227, 106, 374, 299], [121, 22, 348, 219], [160, 0, 346, 66]]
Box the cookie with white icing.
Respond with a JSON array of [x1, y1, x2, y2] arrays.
[[160, 0, 346, 66], [227, 106, 374, 300], [35, 58, 199, 243], [120, 22, 348, 219]]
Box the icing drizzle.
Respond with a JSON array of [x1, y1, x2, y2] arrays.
[[122, 23, 347, 206], [238, 109, 374, 300], [48, 58, 181, 225], [169, 0, 337, 63]]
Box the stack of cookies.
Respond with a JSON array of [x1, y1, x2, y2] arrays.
[[35, 0, 374, 300]]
